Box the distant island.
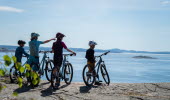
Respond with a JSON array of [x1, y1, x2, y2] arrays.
[[1, 45, 170, 54], [133, 56, 157, 59], [0, 47, 14, 52]]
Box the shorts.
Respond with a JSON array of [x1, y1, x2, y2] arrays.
[[53, 57, 63, 70], [87, 62, 95, 72], [27, 56, 39, 71]]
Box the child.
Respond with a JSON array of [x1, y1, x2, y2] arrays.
[[52, 32, 76, 89], [15, 40, 29, 63], [85, 41, 101, 85], [28, 32, 55, 71]]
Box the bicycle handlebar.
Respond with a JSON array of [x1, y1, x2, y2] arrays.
[[103, 51, 110, 55], [22, 56, 28, 58], [95, 51, 110, 57], [63, 53, 75, 56], [39, 51, 52, 53]]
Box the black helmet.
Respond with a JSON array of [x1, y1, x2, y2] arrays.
[[56, 32, 65, 39], [18, 40, 26, 45]]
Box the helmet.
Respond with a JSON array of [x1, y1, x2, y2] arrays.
[[56, 32, 65, 39], [18, 40, 26, 45], [89, 41, 97, 46], [31, 32, 40, 38]]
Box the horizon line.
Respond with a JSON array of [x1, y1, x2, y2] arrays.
[[0, 44, 170, 53]]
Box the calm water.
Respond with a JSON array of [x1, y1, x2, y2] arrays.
[[1, 52, 170, 83]]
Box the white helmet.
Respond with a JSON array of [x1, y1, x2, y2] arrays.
[[89, 41, 97, 46]]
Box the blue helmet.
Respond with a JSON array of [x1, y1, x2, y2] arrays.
[[31, 32, 40, 38]]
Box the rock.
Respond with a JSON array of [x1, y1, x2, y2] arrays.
[[133, 56, 157, 59], [1, 80, 170, 100]]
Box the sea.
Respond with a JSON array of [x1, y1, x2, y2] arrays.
[[1, 52, 170, 83]]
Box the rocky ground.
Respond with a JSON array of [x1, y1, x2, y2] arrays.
[[0, 77, 170, 100]]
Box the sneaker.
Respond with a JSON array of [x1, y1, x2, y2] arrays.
[[53, 83, 60, 90], [55, 83, 60, 87], [94, 81, 102, 85], [38, 70, 43, 75], [53, 86, 58, 90], [65, 78, 69, 81]]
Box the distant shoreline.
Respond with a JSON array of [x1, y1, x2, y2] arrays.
[[1, 45, 170, 54]]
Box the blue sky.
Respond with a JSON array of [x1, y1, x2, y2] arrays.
[[0, 0, 170, 51]]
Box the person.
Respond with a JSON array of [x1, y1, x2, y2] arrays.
[[28, 32, 55, 71], [85, 41, 101, 85], [15, 40, 29, 63], [52, 32, 76, 89]]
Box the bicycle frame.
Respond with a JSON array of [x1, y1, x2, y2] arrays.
[[92, 51, 110, 79], [94, 56, 104, 79], [39, 51, 51, 74], [59, 54, 70, 79], [39, 52, 48, 71]]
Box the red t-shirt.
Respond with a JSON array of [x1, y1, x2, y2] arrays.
[[52, 41, 67, 50], [52, 41, 68, 57]]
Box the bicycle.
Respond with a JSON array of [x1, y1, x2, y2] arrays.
[[51, 54, 74, 89], [9, 56, 28, 83], [27, 51, 54, 86], [82, 51, 110, 86], [38, 51, 54, 81]]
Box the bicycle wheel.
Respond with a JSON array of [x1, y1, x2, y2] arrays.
[[45, 60, 53, 82], [10, 66, 21, 83], [64, 63, 73, 84], [82, 65, 95, 86], [27, 64, 40, 87], [100, 64, 110, 85], [51, 67, 60, 89]]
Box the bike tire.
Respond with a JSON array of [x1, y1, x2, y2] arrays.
[[45, 60, 53, 82], [10, 66, 21, 83], [100, 64, 110, 85], [82, 65, 95, 86], [64, 63, 73, 84]]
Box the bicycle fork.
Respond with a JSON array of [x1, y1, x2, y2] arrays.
[[96, 61, 105, 81]]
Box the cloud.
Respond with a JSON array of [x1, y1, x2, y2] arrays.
[[161, 0, 170, 5], [0, 6, 24, 13]]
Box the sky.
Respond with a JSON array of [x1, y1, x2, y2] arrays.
[[0, 0, 170, 51]]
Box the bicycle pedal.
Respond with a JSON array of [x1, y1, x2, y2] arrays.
[[98, 80, 103, 82]]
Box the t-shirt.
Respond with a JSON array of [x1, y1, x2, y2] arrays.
[[52, 40, 67, 57], [15, 46, 29, 62], [85, 48, 95, 63], [29, 40, 43, 57]]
